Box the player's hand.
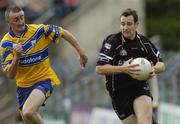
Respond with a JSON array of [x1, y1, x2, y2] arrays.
[[13, 43, 23, 58], [148, 62, 156, 79], [122, 58, 140, 76], [79, 52, 88, 69]]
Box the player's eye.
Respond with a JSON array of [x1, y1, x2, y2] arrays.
[[127, 22, 133, 26], [20, 15, 24, 20], [121, 22, 125, 26], [13, 18, 19, 22]]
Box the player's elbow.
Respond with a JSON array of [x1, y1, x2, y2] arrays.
[[7, 74, 15, 79], [155, 62, 166, 74], [161, 63, 166, 72], [7, 72, 16, 79]]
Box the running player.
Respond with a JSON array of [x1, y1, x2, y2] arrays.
[[96, 8, 165, 124], [0, 5, 88, 124]]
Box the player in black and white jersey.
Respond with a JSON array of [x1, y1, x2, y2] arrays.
[[96, 8, 165, 124]]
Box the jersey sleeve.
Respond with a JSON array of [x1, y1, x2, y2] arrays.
[[44, 24, 64, 45], [96, 35, 115, 66], [145, 38, 163, 64]]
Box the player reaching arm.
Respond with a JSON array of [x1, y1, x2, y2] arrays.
[[0, 5, 88, 124], [62, 29, 88, 69]]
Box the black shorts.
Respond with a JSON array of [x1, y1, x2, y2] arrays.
[[107, 82, 152, 120]]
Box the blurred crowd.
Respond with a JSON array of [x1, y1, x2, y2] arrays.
[[0, 0, 83, 38]]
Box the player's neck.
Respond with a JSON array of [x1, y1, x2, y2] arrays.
[[128, 33, 136, 40], [10, 26, 26, 37], [122, 31, 137, 40], [13, 31, 24, 37], [123, 33, 136, 41]]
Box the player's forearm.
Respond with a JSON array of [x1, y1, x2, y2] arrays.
[[62, 29, 84, 55], [96, 64, 123, 75], [154, 61, 165, 74], [7, 56, 20, 79]]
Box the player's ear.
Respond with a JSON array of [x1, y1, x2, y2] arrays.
[[135, 21, 139, 27]]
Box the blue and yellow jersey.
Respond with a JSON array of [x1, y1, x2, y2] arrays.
[[0, 24, 63, 87]]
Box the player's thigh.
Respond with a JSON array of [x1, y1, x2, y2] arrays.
[[23, 89, 46, 111], [122, 114, 137, 124], [133, 95, 152, 119]]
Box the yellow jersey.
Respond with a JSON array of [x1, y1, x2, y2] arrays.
[[0, 24, 63, 87]]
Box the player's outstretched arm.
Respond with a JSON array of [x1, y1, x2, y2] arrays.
[[61, 29, 88, 69]]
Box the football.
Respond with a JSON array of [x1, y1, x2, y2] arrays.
[[130, 58, 152, 80]]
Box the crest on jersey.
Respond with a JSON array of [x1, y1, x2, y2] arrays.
[[31, 39, 37, 47], [120, 49, 127, 56]]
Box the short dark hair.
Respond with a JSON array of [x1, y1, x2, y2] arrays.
[[5, 5, 23, 21], [120, 8, 138, 23]]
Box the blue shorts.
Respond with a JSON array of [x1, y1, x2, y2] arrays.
[[16, 79, 53, 110]]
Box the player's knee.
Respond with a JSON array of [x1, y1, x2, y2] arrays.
[[137, 114, 152, 124], [22, 108, 35, 120]]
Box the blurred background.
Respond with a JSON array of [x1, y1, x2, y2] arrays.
[[0, 0, 180, 124]]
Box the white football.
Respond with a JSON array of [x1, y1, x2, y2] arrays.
[[130, 58, 152, 80]]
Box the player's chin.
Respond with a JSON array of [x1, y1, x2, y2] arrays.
[[123, 33, 131, 39], [17, 26, 25, 31]]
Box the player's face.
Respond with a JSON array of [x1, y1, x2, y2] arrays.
[[7, 10, 25, 35], [120, 15, 138, 40]]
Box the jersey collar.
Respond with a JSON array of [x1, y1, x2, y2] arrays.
[[121, 32, 139, 42], [9, 24, 28, 38]]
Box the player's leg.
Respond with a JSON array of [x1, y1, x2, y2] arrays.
[[110, 89, 138, 124], [20, 110, 33, 124], [122, 114, 137, 124], [133, 95, 152, 124], [22, 89, 45, 124]]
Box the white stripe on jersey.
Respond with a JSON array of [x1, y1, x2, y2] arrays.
[[156, 51, 160, 57], [99, 53, 113, 60]]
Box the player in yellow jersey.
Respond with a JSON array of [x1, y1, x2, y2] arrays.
[[0, 5, 88, 124]]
